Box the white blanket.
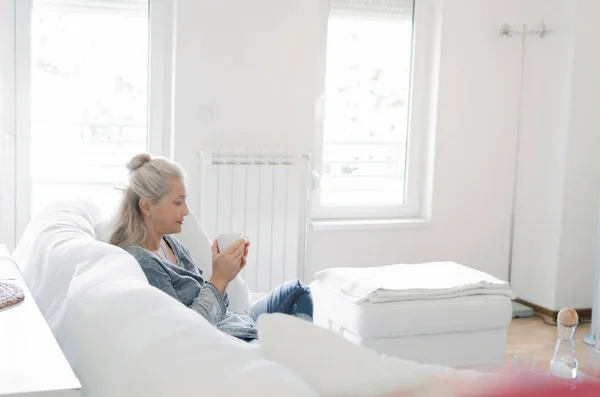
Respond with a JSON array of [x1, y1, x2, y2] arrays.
[[314, 262, 515, 303]]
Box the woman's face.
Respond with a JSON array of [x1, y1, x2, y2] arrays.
[[146, 177, 189, 235]]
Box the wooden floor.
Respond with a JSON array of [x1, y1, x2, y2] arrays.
[[505, 316, 600, 376]]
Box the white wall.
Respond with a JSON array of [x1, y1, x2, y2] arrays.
[[511, 0, 600, 310], [171, 0, 528, 281], [555, 0, 600, 309], [171, 0, 328, 209], [509, 1, 575, 309], [169, 0, 599, 309]]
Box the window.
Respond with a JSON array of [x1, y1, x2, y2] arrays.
[[315, 0, 425, 220], [28, 0, 150, 218], [0, 0, 171, 247]]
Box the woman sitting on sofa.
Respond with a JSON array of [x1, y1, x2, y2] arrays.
[[109, 153, 313, 342]]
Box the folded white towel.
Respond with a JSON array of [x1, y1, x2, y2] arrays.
[[313, 262, 515, 303]]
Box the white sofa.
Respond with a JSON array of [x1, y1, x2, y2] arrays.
[[12, 200, 318, 397], [10, 200, 498, 397]]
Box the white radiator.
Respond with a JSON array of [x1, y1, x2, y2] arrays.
[[198, 149, 311, 293]]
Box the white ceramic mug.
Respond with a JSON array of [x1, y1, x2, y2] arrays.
[[217, 233, 248, 253]]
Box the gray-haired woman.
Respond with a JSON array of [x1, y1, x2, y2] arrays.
[[109, 153, 313, 342]]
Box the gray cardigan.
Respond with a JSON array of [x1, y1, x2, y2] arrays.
[[125, 235, 257, 340]]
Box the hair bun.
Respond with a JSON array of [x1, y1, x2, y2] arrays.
[[126, 153, 152, 171]]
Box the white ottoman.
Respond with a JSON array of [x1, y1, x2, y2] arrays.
[[310, 263, 514, 369]]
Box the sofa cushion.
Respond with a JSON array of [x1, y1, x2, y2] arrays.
[[257, 313, 492, 397], [12, 200, 140, 331]]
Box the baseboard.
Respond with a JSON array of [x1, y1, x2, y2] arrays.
[[515, 298, 592, 324]]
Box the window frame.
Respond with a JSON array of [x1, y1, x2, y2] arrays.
[[0, 0, 17, 250], [14, 0, 32, 244], [311, 0, 437, 222], [3, 0, 172, 247], [148, 0, 175, 158]]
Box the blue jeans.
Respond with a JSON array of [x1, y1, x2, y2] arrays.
[[249, 279, 313, 322]]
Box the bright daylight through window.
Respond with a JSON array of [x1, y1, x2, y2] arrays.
[[320, 0, 415, 216], [30, 0, 149, 217]]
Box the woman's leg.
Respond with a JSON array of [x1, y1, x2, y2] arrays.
[[249, 280, 313, 322]]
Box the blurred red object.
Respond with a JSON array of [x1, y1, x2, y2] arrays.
[[482, 377, 600, 397], [379, 374, 600, 397]]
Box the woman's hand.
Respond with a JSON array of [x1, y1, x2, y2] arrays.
[[241, 240, 251, 269], [209, 238, 246, 295]]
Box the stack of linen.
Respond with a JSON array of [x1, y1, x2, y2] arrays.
[[313, 261, 516, 304]]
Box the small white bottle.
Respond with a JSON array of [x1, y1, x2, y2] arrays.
[[549, 308, 579, 381]]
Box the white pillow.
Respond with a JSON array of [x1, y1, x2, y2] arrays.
[[257, 313, 486, 397], [94, 217, 115, 243]]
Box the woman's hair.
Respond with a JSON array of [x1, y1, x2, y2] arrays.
[[109, 153, 186, 248]]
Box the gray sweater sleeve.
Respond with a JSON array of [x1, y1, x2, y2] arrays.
[[172, 239, 231, 308], [190, 283, 227, 325], [127, 248, 226, 326]]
